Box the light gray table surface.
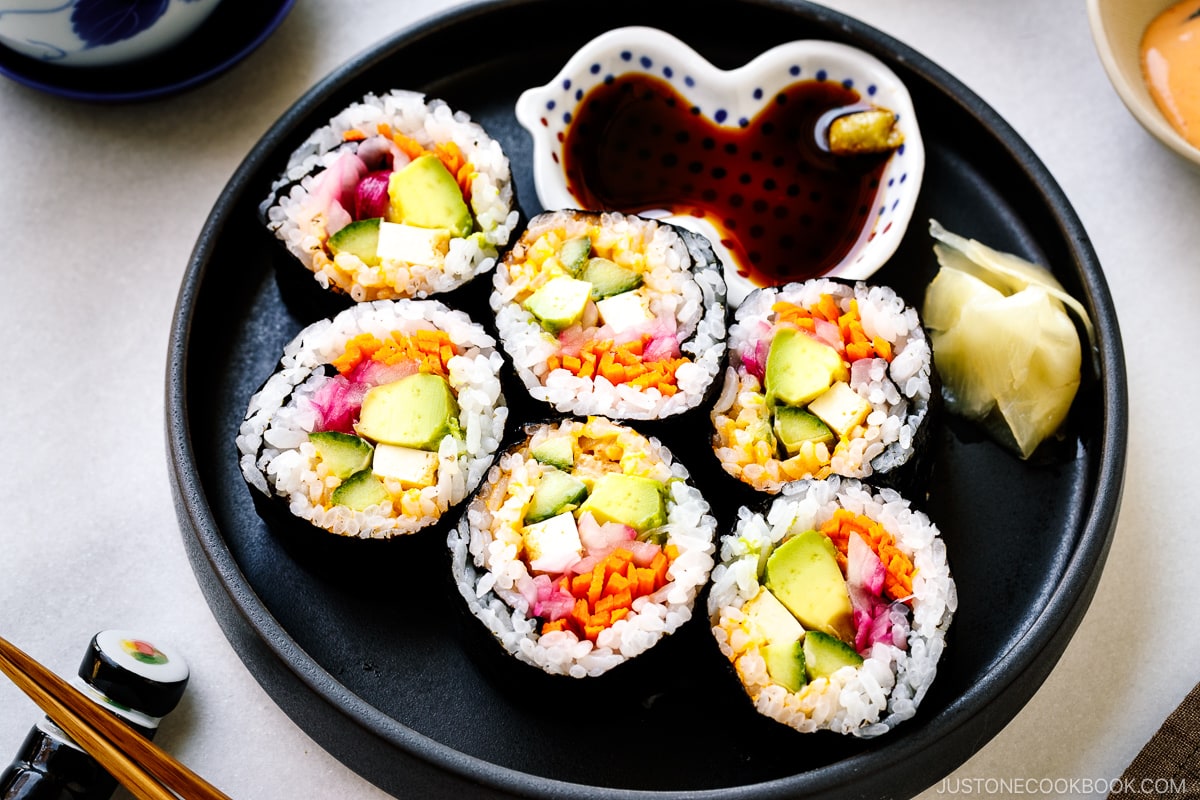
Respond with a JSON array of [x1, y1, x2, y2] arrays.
[[0, 1, 1192, 798]]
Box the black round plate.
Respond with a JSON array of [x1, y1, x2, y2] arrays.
[[166, 1, 1127, 798]]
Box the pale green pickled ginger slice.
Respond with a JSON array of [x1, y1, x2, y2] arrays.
[[924, 220, 1089, 459], [929, 219, 1096, 358]]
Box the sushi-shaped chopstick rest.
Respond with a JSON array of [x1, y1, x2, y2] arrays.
[[0, 630, 189, 799]]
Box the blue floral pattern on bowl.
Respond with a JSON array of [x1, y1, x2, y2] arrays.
[[0, 0, 220, 66], [72, 0, 199, 49], [515, 26, 925, 306]]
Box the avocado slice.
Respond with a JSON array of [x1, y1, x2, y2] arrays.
[[524, 276, 592, 333], [355, 373, 459, 451], [773, 406, 835, 455], [530, 436, 574, 470], [802, 630, 864, 681], [578, 473, 666, 533], [309, 431, 374, 479], [525, 468, 589, 524], [559, 236, 592, 275], [763, 327, 849, 407], [327, 218, 382, 266], [579, 257, 642, 300], [330, 468, 391, 510], [764, 529, 855, 643], [387, 154, 473, 238]]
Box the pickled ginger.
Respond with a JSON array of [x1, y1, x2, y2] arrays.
[[923, 220, 1095, 459]]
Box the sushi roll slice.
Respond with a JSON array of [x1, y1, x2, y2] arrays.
[[260, 89, 520, 302], [710, 278, 936, 494], [236, 299, 507, 538], [448, 416, 717, 678], [708, 476, 955, 737], [491, 210, 727, 420]]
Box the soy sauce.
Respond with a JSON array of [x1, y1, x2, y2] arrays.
[[563, 73, 891, 287]]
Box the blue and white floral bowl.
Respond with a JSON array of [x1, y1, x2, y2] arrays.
[[515, 26, 925, 306], [0, 0, 222, 67]]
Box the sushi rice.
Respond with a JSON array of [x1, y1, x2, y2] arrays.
[[448, 416, 717, 678], [237, 299, 507, 538], [708, 476, 955, 737], [711, 278, 935, 493], [491, 210, 727, 420], [260, 89, 520, 301]]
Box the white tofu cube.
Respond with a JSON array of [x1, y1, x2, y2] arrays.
[[807, 381, 872, 439], [371, 443, 438, 488], [375, 221, 450, 266], [523, 511, 584, 574], [595, 290, 653, 334]]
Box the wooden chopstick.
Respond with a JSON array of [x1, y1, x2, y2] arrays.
[[0, 635, 232, 800]]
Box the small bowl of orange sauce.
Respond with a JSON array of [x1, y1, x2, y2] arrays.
[[1088, 0, 1200, 168], [515, 26, 925, 307]]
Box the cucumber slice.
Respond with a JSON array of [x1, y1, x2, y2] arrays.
[[327, 218, 383, 267], [530, 436, 574, 469], [579, 257, 642, 300], [309, 431, 374, 479], [559, 236, 592, 275], [524, 469, 588, 524], [763, 639, 808, 692], [773, 406, 835, 456], [802, 630, 864, 681], [330, 469, 391, 511]]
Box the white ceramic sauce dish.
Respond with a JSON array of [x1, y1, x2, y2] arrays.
[[516, 25, 925, 306]]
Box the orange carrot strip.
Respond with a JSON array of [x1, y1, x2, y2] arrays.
[[636, 567, 656, 596], [610, 608, 630, 624], [609, 588, 633, 610], [579, 353, 597, 379], [332, 333, 382, 374], [392, 132, 426, 161], [570, 598, 590, 630], [606, 548, 633, 576], [342, 128, 367, 142], [541, 619, 567, 633], [873, 336, 893, 361], [587, 567, 605, 606], [603, 571, 631, 597], [845, 342, 874, 361], [818, 294, 840, 323], [649, 552, 669, 585]]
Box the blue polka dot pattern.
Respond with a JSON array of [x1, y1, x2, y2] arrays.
[[516, 27, 924, 286]]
